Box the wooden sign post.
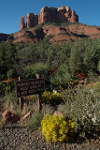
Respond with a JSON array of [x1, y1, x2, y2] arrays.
[[18, 76, 24, 110], [36, 74, 42, 112]]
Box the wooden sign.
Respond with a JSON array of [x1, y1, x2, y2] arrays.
[[16, 78, 45, 98]]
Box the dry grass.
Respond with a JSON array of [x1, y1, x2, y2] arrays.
[[41, 104, 55, 116]]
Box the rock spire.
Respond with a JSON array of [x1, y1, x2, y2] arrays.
[[20, 6, 79, 30]]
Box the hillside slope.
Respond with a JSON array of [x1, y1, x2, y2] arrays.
[[0, 33, 9, 42], [1, 22, 100, 44]]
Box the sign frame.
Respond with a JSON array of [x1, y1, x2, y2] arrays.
[[16, 78, 45, 98]]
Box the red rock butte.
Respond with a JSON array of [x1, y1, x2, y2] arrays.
[[20, 6, 79, 30]]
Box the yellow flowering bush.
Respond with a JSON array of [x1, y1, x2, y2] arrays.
[[92, 81, 100, 88], [42, 91, 63, 105], [41, 114, 75, 142]]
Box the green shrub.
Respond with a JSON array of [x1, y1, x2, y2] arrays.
[[0, 81, 15, 94], [97, 61, 100, 72], [41, 104, 55, 116], [50, 64, 71, 88], [33, 62, 49, 76], [23, 65, 36, 79], [7, 69, 15, 78], [58, 86, 100, 138], [28, 113, 43, 130], [41, 114, 75, 142], [23, 62, 49, 79]]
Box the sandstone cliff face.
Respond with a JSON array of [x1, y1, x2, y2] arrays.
[[12, 24, 100, 44], [20, 6, 79, 30], [69, 10, 78, 22], [38, 7, 58, 24], [20, 16, 25, 30], [13, 27, 44, 43], [26, 13, 38, 28]]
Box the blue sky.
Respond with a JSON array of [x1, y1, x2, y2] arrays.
[[0, 0, 100, 34]]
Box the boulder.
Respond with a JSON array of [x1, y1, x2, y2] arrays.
[[2, 110, 19, 123], [21, 111, 33, 122], [53, 111, 64, 116]]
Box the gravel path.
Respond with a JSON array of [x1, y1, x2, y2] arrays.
[[0, 123, 100, 150]]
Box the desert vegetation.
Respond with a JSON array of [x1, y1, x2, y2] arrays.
[[0, 32, 100, 143]]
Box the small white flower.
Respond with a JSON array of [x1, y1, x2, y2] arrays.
[[91, 118, 96, 123], [88, 114, 92, 117], [91, 115, 96, 123], [53, 90, 57, 94]]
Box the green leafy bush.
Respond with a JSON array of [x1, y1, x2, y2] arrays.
[[7, 69, 15, 78], [28, 113, 43, 130], [41, 104, 55, 116], [97, 61, 100, 72], [0, 41, 18, 79], [23, 65, 36, 79], [23, 62, 49, 79], [41, 114, 75, 142], [50, 64, 72, 88], [0, 81, 15, 94], [58, 85, 100, 138]]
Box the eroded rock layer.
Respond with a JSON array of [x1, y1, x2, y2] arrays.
[[20, 6, 79, 30]]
